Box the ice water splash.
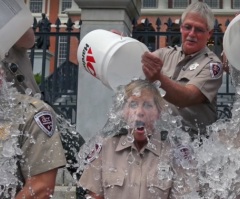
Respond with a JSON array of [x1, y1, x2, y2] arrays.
[[100, 86, 127, 137], [76, 80, 199, 198], [193, 63, 240, 198], [0, 64, 29, 198], [195, 102, 240, 198], [153, 80, 166, 97]]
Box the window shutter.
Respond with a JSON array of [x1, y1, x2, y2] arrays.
[[220, 0, 223, 8], [168, 0, 173, 8]]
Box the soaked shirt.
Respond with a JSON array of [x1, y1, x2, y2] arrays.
[[0, 94, 66, 197], [18, 94, 66, 180], [155, 46, 223, 136], [79, 132, 197, 199]]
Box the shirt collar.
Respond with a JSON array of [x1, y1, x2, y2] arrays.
[[180, 45, 209, 58], [115, 133, 162, 157]]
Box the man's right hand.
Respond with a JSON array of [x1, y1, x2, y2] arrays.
[[141, 51, 163, 82]]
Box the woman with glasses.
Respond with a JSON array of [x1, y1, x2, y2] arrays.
[[78, 79, 198, 199], [141, 2, 223, 139]]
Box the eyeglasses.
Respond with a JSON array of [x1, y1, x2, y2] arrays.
[[181, 24, 208, 34], [8, 63, 25, 83]]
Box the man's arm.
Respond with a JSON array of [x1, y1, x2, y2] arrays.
[[15, 168, 58, 199], [142, 52, 207, 108], [14, 28, 35, 49]]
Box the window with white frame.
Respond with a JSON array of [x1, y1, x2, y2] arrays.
[[142, 0, 158, 8], [58, 36, 68, 66], [233, 0, 240, 9], [61, 0, 72, 13], [203, 0, 220, 9], [172, 0, 189, 8], [29, 0, 43, 13]]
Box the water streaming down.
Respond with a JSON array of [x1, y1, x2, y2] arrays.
[[0, 63, 27, 198], [194, 65, 240, 198], [77, 79, 199, 198], [0, 62, 83, 197], [77, 65, 240, 198]]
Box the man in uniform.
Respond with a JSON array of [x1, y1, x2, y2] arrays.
[[0, 66, 66, 198], [141, 2, 223, 138], [1, 15, 85, 198]]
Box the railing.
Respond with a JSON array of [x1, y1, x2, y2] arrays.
[[29, 14, 81, 124]]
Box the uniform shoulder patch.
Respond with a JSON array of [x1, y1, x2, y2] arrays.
[[209, 62, 223, 78], [86, 143, 102, 163], [34, 111, 55, 137]]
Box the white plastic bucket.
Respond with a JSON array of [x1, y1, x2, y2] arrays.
[[77, 29, 149, 90], [0, 0, 33, 61], [223, 14, 240, 70]]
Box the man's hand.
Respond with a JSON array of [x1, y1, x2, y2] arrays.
[[141, 51, 163, 82]]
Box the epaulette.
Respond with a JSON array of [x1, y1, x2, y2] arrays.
[[204, 51, 221, 62]]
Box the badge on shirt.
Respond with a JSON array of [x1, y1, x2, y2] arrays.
[[86, 143, 102, 163], [189, 63, 199, 70], [34, 111, 55, 137], [210, 62, 222, 78]]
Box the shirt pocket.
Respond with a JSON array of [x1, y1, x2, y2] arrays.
[[103, 169, 125, 188], [177, 70, 195, 82], [147, 177, 172, 191]]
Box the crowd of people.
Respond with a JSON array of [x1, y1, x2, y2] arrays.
[[1, 0, 240, 199]]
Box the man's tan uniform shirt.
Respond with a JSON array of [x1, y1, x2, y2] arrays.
[[80, 132, 196, 199], [155, 46, 223, 136], [18, 94, 66, 179]]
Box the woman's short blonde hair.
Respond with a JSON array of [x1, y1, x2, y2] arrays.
[[123, 79, 165, 113]]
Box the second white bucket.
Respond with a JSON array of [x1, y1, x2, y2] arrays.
[[77, 29, 149, 90], [223, 14, 240, 70]]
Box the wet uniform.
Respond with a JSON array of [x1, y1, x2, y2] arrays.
[[2, 45, 85, 181], [79, 132, 196, 199], [0, 93, 66, 197], [2, 46, 41, 95], [17, 94, 66, 181], [155, 46, 223, 136]]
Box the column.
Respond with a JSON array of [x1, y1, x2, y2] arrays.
[[74, 0, 141, 140]]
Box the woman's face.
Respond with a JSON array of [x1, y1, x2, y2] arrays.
[[123, 89, 160, 142]]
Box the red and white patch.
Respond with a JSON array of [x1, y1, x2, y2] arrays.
[[210, 62, 222, 78], [34, 111, 55, 137], [86, 143, 102, 163]]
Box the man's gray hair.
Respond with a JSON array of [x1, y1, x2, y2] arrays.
[[181, 2, 215, 31]]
